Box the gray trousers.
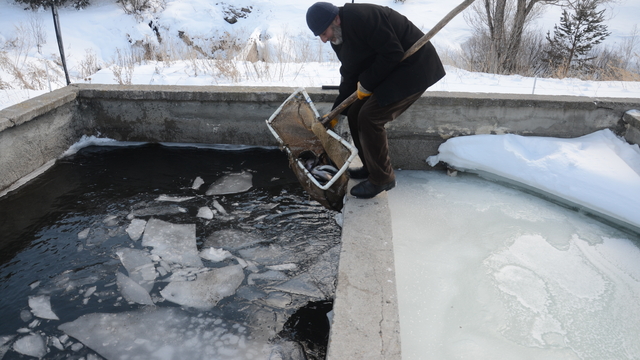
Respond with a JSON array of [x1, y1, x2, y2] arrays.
[[347, 90, 425, 185]]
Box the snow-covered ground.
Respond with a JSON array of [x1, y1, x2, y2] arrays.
[[2, 0, 640, 358], [1, 0, 640, 110]]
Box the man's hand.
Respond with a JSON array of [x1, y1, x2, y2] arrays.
[[356, 82, 372, 100]]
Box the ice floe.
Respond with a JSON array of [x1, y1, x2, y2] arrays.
[[116, 247, 157, 291], [196, 206, 214, 219], [58, 307, 302, 360], [142, 218, 203, 268], [28, 295, 59, 320], [160, 265, 244, 309], [204, 228, 266, 251], [206, 172, 253, 195], [200, 247, 233, 262], [125, 219, 147, 240], [116, 272, 154, 306], [12, 333, 47, 358]]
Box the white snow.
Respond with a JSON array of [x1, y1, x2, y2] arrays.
[[2, 0, 640, 111], [427, 128, 640, 229]]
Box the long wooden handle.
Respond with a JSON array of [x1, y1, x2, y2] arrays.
[[320, 0, 475, 126]]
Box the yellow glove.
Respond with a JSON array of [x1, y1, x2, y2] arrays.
[[356, 82, 372, 100], [328, 117, 339, 128]]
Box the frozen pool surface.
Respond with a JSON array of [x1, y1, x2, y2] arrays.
[[0, 144, 340, 360], [389, 170, 640, 360]]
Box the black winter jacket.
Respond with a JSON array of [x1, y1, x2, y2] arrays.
[[331, 3, 446, 109]]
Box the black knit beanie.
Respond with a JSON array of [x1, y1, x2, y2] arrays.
[[306, 2, 339, 36]]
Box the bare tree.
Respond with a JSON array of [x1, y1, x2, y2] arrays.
[[465, 0, 559, 74]]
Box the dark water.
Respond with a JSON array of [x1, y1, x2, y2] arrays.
[[0, 143, 340, 360]]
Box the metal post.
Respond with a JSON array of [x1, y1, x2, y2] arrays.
[[51, 1, 71, 85]]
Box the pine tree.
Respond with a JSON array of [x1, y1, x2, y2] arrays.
[[544, 0, 610, 78]]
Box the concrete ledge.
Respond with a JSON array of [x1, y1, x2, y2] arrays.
[[327, 181, 400, 360], [623, 109, 640, 145], [0, 87, 77, 132]]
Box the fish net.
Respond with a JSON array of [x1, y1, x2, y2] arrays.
[[266, 89, 357, 211]]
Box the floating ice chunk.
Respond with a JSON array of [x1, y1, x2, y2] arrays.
[[84, 286, 97, 298], [160, 265, 244, 309], [206, 172, 253, 195], [103, 215, 119, 227], [247, 270, 288, 285], [77, 228, 90, 240], [270, 274, 325, 298], [1, 335, 15, 359], [192, 176, 205, 190], [200, 247, 232, 262], [59, 307, 267, 360], [142, 219, 203, 268], [236, 286, 267, 301], [20, 309, 33, 322], [28, 295, 59, 320], [49, 336, 64, 350], [204, 229, 266, 251], [265, 292, 292, 308], [12, 334, 47, 358], [116, 272, 154, 306], [266, 263, 298, 271], [197, 206, 214, 219], [269, 340, 307, 360], [239, 244, 297, 266], [129, 205, 187, 218], [212, 200, 227, 214], [116, 248, 156, 291], [125, 219, 147, 241], [155, 195, 195, 202]]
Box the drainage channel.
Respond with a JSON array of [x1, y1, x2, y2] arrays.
[[0, 142, 341, 360]]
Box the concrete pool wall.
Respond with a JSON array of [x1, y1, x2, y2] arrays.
[[1, 84, 640, 360]]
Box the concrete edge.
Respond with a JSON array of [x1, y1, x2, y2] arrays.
[[326, 179, 401, 360], [623, 109, 640, 145], [0, 87, 78, 132]]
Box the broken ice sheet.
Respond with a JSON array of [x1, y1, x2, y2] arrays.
[[238, 244, 299, 266], [199, 247, 232, 262], [12, 333, 47, 359], [116, 272, 154, 306], [247, 270, 288, 285], [58, 307, 275, 360], [142, 218, 203, 268], [155, 195, 195, 202], [116, 247, 156, 291], [203, 229, 266, 251], [28, 295, 59, 320], [205, 172, 253, 195], [160, 265, 244, 310], [125, 219, 147, 241], [192, 176, 205, 190], [196, 206, 214, 219]]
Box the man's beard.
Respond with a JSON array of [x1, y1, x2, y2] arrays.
[[330, 23, 343, 45]]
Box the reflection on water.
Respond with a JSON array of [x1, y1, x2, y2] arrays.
[[0, 144, 340, 360]]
